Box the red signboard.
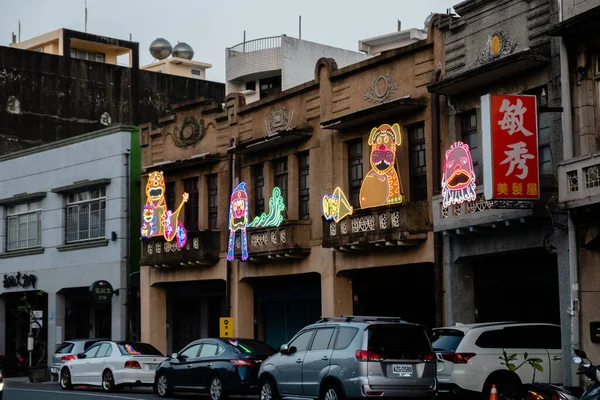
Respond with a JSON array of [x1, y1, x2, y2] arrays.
[[481, 94, 539, 200]]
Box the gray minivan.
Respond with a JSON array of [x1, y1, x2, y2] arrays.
[[258, 316, 437, 400]]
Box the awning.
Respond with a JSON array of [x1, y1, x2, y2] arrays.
[[320, 96, 427, 130], [427, 51, 548, 96], [144, 153, 222, 173], [229, 127, 312, 155], [547, 6, 600, 36]]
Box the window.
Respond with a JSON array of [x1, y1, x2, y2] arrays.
[[84, 344, 101, 358], [289, 330, 314, 353], [55, 342, 75, 354], [184, 178, 199, 231], [207, 175, 218, 230], [97, 343, 112, 358], [310, 328, 335, 351], [191, 68, 202, 76], [66, 187, 106, 243], [180, 344, 201, 359], [199, 343, 219, 357], [274, 158, 288, 209], [334, 327, 359, 350], [525, 86, 552, 176], [259, 75, 282, 99], [70, 47, 105, 63], [430, 329, 465, 352], [408, 122, 427, 201], [460, 110, 482, 185], [347, 139, 363, 207], [6, 200, 42, 251], [166, 182, 176, 211], [253, 164, 265, 216], [298, 152, 310, 220], [116, 342, 163, 356], [245, 81, 256, 91], [367, 325, 431, 359]]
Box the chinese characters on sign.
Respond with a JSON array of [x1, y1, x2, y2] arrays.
[[89, 280, 114, 304], [3, 272, 37, 289], [481, 94, 540, 200]]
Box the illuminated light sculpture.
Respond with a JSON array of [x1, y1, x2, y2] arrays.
[[441, 141, 477, 208], [359, 123, 404, 209], [141, 171, 189, 248], [247, 187, 285, 228], [227, 182, 249, 261], [323, 187, 354, 223]]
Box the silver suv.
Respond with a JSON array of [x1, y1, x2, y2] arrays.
[[258, 316, 437, 400]]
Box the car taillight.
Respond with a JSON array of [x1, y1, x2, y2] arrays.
[[551, 393, 560, 400], [124, 360, 141, 369], [418, 353, 436, 362], [439, 352, 476, 364], [231, 358, 256, 367], [61, 355, 76, 361], [356, 350, 385, 361]]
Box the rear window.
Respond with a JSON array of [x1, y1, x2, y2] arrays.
[[431, 329, 464, 352], [334, 327, 359, 350], [368, 325, 431, 359], [84, 340, 103, 350], [55, 342, 75, 354], [226, 339, 276, 355], [118, 343, 163, 356]]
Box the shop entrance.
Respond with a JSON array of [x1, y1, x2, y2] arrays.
[[62, 287, 111, 340]]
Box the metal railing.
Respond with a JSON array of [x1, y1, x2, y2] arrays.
[[228, 36, 282, 53]]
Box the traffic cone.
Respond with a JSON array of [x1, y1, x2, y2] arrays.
[[489, 384, 498, 400]]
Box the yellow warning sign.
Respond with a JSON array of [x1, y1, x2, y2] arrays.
[[220, 317, 233, 338]]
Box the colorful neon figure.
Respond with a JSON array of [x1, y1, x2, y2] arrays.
[[322, 187, 353, 223], [248, 187, 285, 228], [359, 123, 404, 209], [140, 171, 189, 248], [441, 141, 477, 208], [227, 182, 249, 261]]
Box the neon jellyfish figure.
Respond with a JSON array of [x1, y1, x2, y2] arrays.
[[227, 182, 249, 261]]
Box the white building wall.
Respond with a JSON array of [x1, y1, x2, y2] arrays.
[[561, 0, 600, 19]]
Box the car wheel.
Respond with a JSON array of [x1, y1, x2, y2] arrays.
[[210, 375, 227, 400], [60, 368, 73, 390], [322, 384, 344, 400], [156, 374, 173, 398], [260, 378, 281, 400], [102, 369, 119, 393]]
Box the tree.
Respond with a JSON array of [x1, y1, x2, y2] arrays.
[[13, 291, 47, 367]]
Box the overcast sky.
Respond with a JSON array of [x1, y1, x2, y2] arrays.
[[0, 0, 457, 83]]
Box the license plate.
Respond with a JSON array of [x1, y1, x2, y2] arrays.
[[147, 363, 158, 370], [392, 364, 413, 377]]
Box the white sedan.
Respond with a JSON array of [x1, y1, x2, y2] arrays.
[[59, 341, 167, 392]]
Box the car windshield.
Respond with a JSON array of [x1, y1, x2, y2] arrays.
[[55, 342, 75, 354], [226, 339, 276, 355], [117, 342, 163, 356], [431, 329, 465, 352], [367, 325, 432, 360]]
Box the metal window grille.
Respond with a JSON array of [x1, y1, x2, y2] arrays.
[[298, 152, 310, 220], [348, 139, 363, 207], [6, 201, 42, 251], [253, 164, 265, 216], [585, 165, 600, 189], [274, 158, 288, 209], [460, 110, 482, 186], [567, 170, 579, 192], [65, 187, 106, 243], [207, 175, 218, 230], [408, 122, 427, 201]]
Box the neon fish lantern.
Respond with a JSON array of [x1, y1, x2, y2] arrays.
[[141, 171, 188, 248], [323, 187, 353, 223], [248, 187, 285, 228], [227, 182, 249, 261], [441, 141, 477, 208]]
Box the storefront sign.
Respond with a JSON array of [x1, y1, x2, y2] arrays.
[[360, 123, 404, 209], [31, 310, 43, 329], [227, 182, 249, 261], [248, 187, 285, 228], [3, 272, 37, 289], [442, 142, 477, 208], [89, 280, 114, 304], [220, 317, 233, 338], [482, 94, 540, 200], [323, 187, 353, 223], [141, 171, 188, 248]]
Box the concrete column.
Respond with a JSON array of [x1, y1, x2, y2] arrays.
[[140, 266, 167, 354], [287, 155, 299, 220], [321, 269, 353, 318], [111, 286, 127, 341], [557, 223, 575, 386], [46, 293, 65, 367], [200, 299, 209, 338], [0, 297, 5, 356], [231, 263, 254, 338], [443, 234, 475, 325]]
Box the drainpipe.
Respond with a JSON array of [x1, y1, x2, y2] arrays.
[[125, 150, 131, 340], [226, 141, 234, 318]]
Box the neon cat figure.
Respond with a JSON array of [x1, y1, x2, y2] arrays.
[[227, 182, 249, 261], [140, 171, 189, 248]]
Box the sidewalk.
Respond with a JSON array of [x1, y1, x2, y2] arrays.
[[3, 376, 58, 384]]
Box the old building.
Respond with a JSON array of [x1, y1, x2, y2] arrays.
[[552, 0, 600, 384], [428, 0, 571, 386], [0, 125, 139, 371], [140, 19, 444, 354]]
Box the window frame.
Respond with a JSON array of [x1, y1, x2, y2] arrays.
[[347, 139, 363, 207], [253, 164, 265, 217], [298, 152, 310, 220], [65, 187, 107, 244], [6, 200, 42, 251], [460, 110, 482, 186], [407, 121, 427, 202], [524, 86, 552, 177], [207, 174, 218, 230], [273, 158, 288, 209], [184, 177, 199, 231]]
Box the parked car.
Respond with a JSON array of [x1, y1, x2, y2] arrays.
[[50, 338, 109, 377], [431, 322, 562, 399], [154, 338, 276, 399], [258, 316, 437, 400], [0, 369, 4, 399], [59, 341, 166, 392]]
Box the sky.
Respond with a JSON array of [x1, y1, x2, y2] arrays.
[[0, 0, 458, 83]]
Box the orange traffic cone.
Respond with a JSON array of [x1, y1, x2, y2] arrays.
[[489, 384, 498, 400]]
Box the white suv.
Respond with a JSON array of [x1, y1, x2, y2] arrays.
[[431, 322, 562, 398]]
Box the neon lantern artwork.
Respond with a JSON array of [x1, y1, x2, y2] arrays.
[[247, 187, 285, 228], [359, 123, 404, 209], [140, 171, 189, 248], [323, 187, 354, 223], [441, 141, 477, 208], [227, 182, 249, 261]]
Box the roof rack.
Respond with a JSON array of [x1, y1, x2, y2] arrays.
[[316, 315, 405, 323]]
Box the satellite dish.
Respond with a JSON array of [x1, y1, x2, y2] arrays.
[[149, 38, 172, 60], [173, 42, 194, 60]]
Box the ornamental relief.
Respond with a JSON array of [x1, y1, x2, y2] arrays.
[[476, 31, 518, 66], [364, 71, 399, 104], [168, 116, 210, 148]]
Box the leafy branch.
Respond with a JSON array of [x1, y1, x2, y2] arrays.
[[499, 350, 544, 383]]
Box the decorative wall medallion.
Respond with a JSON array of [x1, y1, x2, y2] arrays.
[[364, 72, 399, 104], [266, 107, 293, 136], [100, 112, 112, 126], [476, 31, 518, 65], [172, 116, 207, 148]]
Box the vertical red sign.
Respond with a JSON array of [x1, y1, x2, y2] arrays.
[[482, 94, 540, 200]]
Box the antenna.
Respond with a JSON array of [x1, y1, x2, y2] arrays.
[[299, 15, 302, 40], [18, 20, 21, 43], [243, 30, 246, 52], [129, 33, 132, 41], [397, 20, 401, 31], [85, 0, 88, 33]]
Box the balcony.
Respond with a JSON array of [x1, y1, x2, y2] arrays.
[[235, 221, 311, 262], [322, 203, 431, 250], [226, 36, 283, 82], [140, 230, 220, 268], [558, 152, 600, 209]]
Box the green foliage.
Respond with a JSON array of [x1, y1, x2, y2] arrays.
[[499, 350, 544, 383]]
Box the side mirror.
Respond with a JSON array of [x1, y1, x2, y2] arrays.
[[171, 353, 178, 359], [77, 353, 86, 359], [573, 356, 583, 364], [280, 344, 289, 354], [288, 346, 298, 355]]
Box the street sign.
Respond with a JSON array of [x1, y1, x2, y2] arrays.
[[90, 280, 114, 304], [220, 317, 233, 338], [31, 310, 43, 329]]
